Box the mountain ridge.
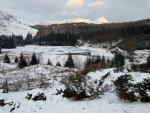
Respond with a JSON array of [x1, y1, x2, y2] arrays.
[[0, 10, 38, 39]]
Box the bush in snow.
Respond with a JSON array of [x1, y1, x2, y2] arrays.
[[114, 52, 125, 68], [3, 54, 10, 63], [114, 75, 150, 102], [25, 93, 33, 100], [114, 74, 137, 102], [64, 53, 74, 68], [26, 93, 46, 101], [135, 78, 150, 102], [29, 93, 46, 101], [62, 72, 88, 100], [30, 52, 39, 65], [62, 71, 111, 100], [0, 99, 6, 107]]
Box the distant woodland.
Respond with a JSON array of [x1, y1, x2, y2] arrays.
[[1, 19, 150, 50]]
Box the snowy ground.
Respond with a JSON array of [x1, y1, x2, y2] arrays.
[[0, 10, 38, 39], [0, 68, 150, 113], [0, 45, 114, 68], [0, 45, 150, 113], [134, 50, 150, 64]]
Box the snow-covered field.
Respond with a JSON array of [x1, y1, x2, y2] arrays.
[[0, 67, 150, 113], [134, 50, 150, 64], [0, 45, 150, 113], [0, 45, 114, 68]]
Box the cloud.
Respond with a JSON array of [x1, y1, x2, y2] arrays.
[[65, 0, 84, 8], [69, 17, 109, 24], [1, 0, 150, 24], [95, 16, 109, 24], [88, 0, 104, 8], [148, 0, 150, 6], [39, 16, 109, 25]]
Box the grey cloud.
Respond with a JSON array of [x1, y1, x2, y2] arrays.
[[0, 0, 150, 24]]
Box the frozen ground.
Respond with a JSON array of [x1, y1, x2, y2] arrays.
[[0, 45, 114, 68], [0, 45, 150, 113], [134, 50, 150, 64], [0, 67, 150, 113]]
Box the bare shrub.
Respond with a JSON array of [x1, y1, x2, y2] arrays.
[[25, 93, 46, 101]]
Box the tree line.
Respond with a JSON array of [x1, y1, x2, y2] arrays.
[[2, 52, 76, 69], [1, 21, 150, 50]]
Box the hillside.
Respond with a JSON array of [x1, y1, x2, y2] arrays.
[[33, 19, 150, 49], [0, 65, 150, 113], [0, 10, 38, 39]]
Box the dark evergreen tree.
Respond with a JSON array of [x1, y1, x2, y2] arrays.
[[101, 56, 106, 65], [30, 52, 38, 65], [85, 56, 91, 67], [95, 56, 101, 64], [14, 57, 19, 63], [4, 54, 10, 63], [106, 58, 111, 67], [114, 52, 125, 67], [0, 46, 1, 54], [18, 53, 28, 68], [64, 53, 74, 68], [47, 59, 52, 66], [85, 56, 102, 67], [147, 54, 150, 66], [56, 62, 61, 66], [24, 33, 33, 45]]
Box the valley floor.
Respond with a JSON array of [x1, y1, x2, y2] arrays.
[[0, 68, 150, 113], [0, 45, 150, 113]]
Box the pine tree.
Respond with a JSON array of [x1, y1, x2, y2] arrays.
[[101, 56, 106, 64], [24, 33, 33, 45], [114, 52, 125, 67], [64, 53, 74, 68], [147, 54, 150, 66], [56, 62, 61, 66], [18, 53, 28, 68], [85, 56, 91, 67], [14, 56, 19, 63], [95, 56, 101, 64], [0, 46, 1, 54], [30, 52, 38, 65], [106, 58, 111, 67], [4, 54, 10, 63], [47, 59, 52, 66]]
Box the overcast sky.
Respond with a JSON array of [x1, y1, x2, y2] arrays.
[[1, 0, 150, 24]]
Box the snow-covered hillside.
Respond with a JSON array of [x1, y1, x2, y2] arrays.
[[0, 10, 38, 38], [0, 67, 150, 113], [0, 45, 150, 113]]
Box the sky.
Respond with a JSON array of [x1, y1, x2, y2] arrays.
[[1, 0, 150, 24]]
